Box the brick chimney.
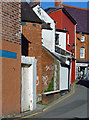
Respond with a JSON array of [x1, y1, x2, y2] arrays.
[[30, 0, 41, 7], [55, 0, 63, 8]]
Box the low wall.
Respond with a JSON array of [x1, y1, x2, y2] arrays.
[[42, 90, 61, 104]]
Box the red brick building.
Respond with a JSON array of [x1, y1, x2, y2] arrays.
[[45, 6, 77, 83], [64, 5, 89, 79], [0, 1, 21, 116], [22, 2, 61, 105], [21, 2, 42, 95]]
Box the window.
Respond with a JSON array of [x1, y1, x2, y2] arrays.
[[67, 33, 70, 45], [55, 34, 59, 45], [37, 7, 41, 15], [80, 47, 85, 59], [81, 35, 85, 42]]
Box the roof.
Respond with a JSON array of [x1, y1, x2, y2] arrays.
[[45, 7, 62, 14], [42, 46, 70, 67], [42, 22, 53, 30], [45, 7, 77, 25], [21, 2, 42, 23], [63, 5, 89, 33]]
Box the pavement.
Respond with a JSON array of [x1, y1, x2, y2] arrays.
[[2, 79, 82, 120]]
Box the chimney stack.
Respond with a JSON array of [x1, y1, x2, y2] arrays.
[[30, 0, 41, 7], [55, 0, 63, 8]]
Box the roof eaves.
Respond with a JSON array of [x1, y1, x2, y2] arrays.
[[21, 19, 42, 24], [56, 29, 68, 33], [45, 7, 62, 14]]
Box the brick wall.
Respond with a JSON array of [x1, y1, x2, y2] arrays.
[[22, 22, 42, 94], [42, 48, 54, 92], [0, 1, 21, 116], [2, 2, 21, 45], [76, 33, 89, 61]]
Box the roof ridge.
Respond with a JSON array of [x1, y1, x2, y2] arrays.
[[63, 4, 89, 11]]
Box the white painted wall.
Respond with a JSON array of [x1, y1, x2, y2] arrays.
[[32, 5, 55, 52], [60, 65, 68, 90], [56, 31, 66, 50], [42, 29, 55, 52], [21, 56, 37, 112]]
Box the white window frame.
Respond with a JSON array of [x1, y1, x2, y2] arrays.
[[80, 47, 85, 59], [55, 34, 60, 45], [67, 33, 70, 45], [81, 35, 85, 42]]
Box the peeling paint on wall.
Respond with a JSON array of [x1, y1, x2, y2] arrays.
[[42, 75, 48, 86], [45, 65, 54, 71]]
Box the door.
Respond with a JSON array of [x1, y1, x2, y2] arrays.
[[60, 65, 68, 90], [21, 64, 31, 112]]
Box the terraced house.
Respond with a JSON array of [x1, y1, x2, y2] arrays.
[[45, 0, 77, 84], [63, 5, 89, 79]]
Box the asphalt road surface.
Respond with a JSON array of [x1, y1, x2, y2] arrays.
[[30, 80, 89, 119]]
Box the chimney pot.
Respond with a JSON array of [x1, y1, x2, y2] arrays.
[[30, 0, 41, 7]]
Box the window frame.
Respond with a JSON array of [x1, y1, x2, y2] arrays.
[[67, 33, 70, 45], [80, 47, 85, 59], [55, 34, 59, 45], [81, 35, 85, 43]]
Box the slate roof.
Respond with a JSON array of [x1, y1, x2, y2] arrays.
[[45, 7, 77, 25], [21, 2, 42, 23], [63, 5, 89, 33]]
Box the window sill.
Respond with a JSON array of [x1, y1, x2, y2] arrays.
[[81, 42, 85, 43], [80, 58, 85, 59]]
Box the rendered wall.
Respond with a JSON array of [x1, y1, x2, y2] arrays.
[[42, 29, 55, 52], [33, 5, 55, 52], [0, 1, 21, 116], [2, 40, 21, 116], [56, 31, 66, 50]]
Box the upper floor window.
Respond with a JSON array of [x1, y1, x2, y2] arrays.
[[81, 35, 85, 42], [37, 7, 41, 15], [55, 34, 59, 45], [80, 47, 85, 59]]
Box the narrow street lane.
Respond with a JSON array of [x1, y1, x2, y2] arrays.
[[30, 80, 89, 119]]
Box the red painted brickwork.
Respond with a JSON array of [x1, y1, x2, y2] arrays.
[[49, 10, 76, 83], [49, 10, 62, 29], [42, 48, 54, 92], [2, 2, 21, 45], [22, 22, 42, 94], [62, 11, 75, 83], [49, 10, 75, 55]]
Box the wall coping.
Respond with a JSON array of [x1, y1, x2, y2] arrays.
[[42, 90, 60, 95]]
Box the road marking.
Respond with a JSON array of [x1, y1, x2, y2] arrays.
[[14, 84, 75, 119], [21, 112, 42, 119], [43, 85, 75, 112]]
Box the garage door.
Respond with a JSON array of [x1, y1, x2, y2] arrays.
[[60, 65, 68, 90]]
